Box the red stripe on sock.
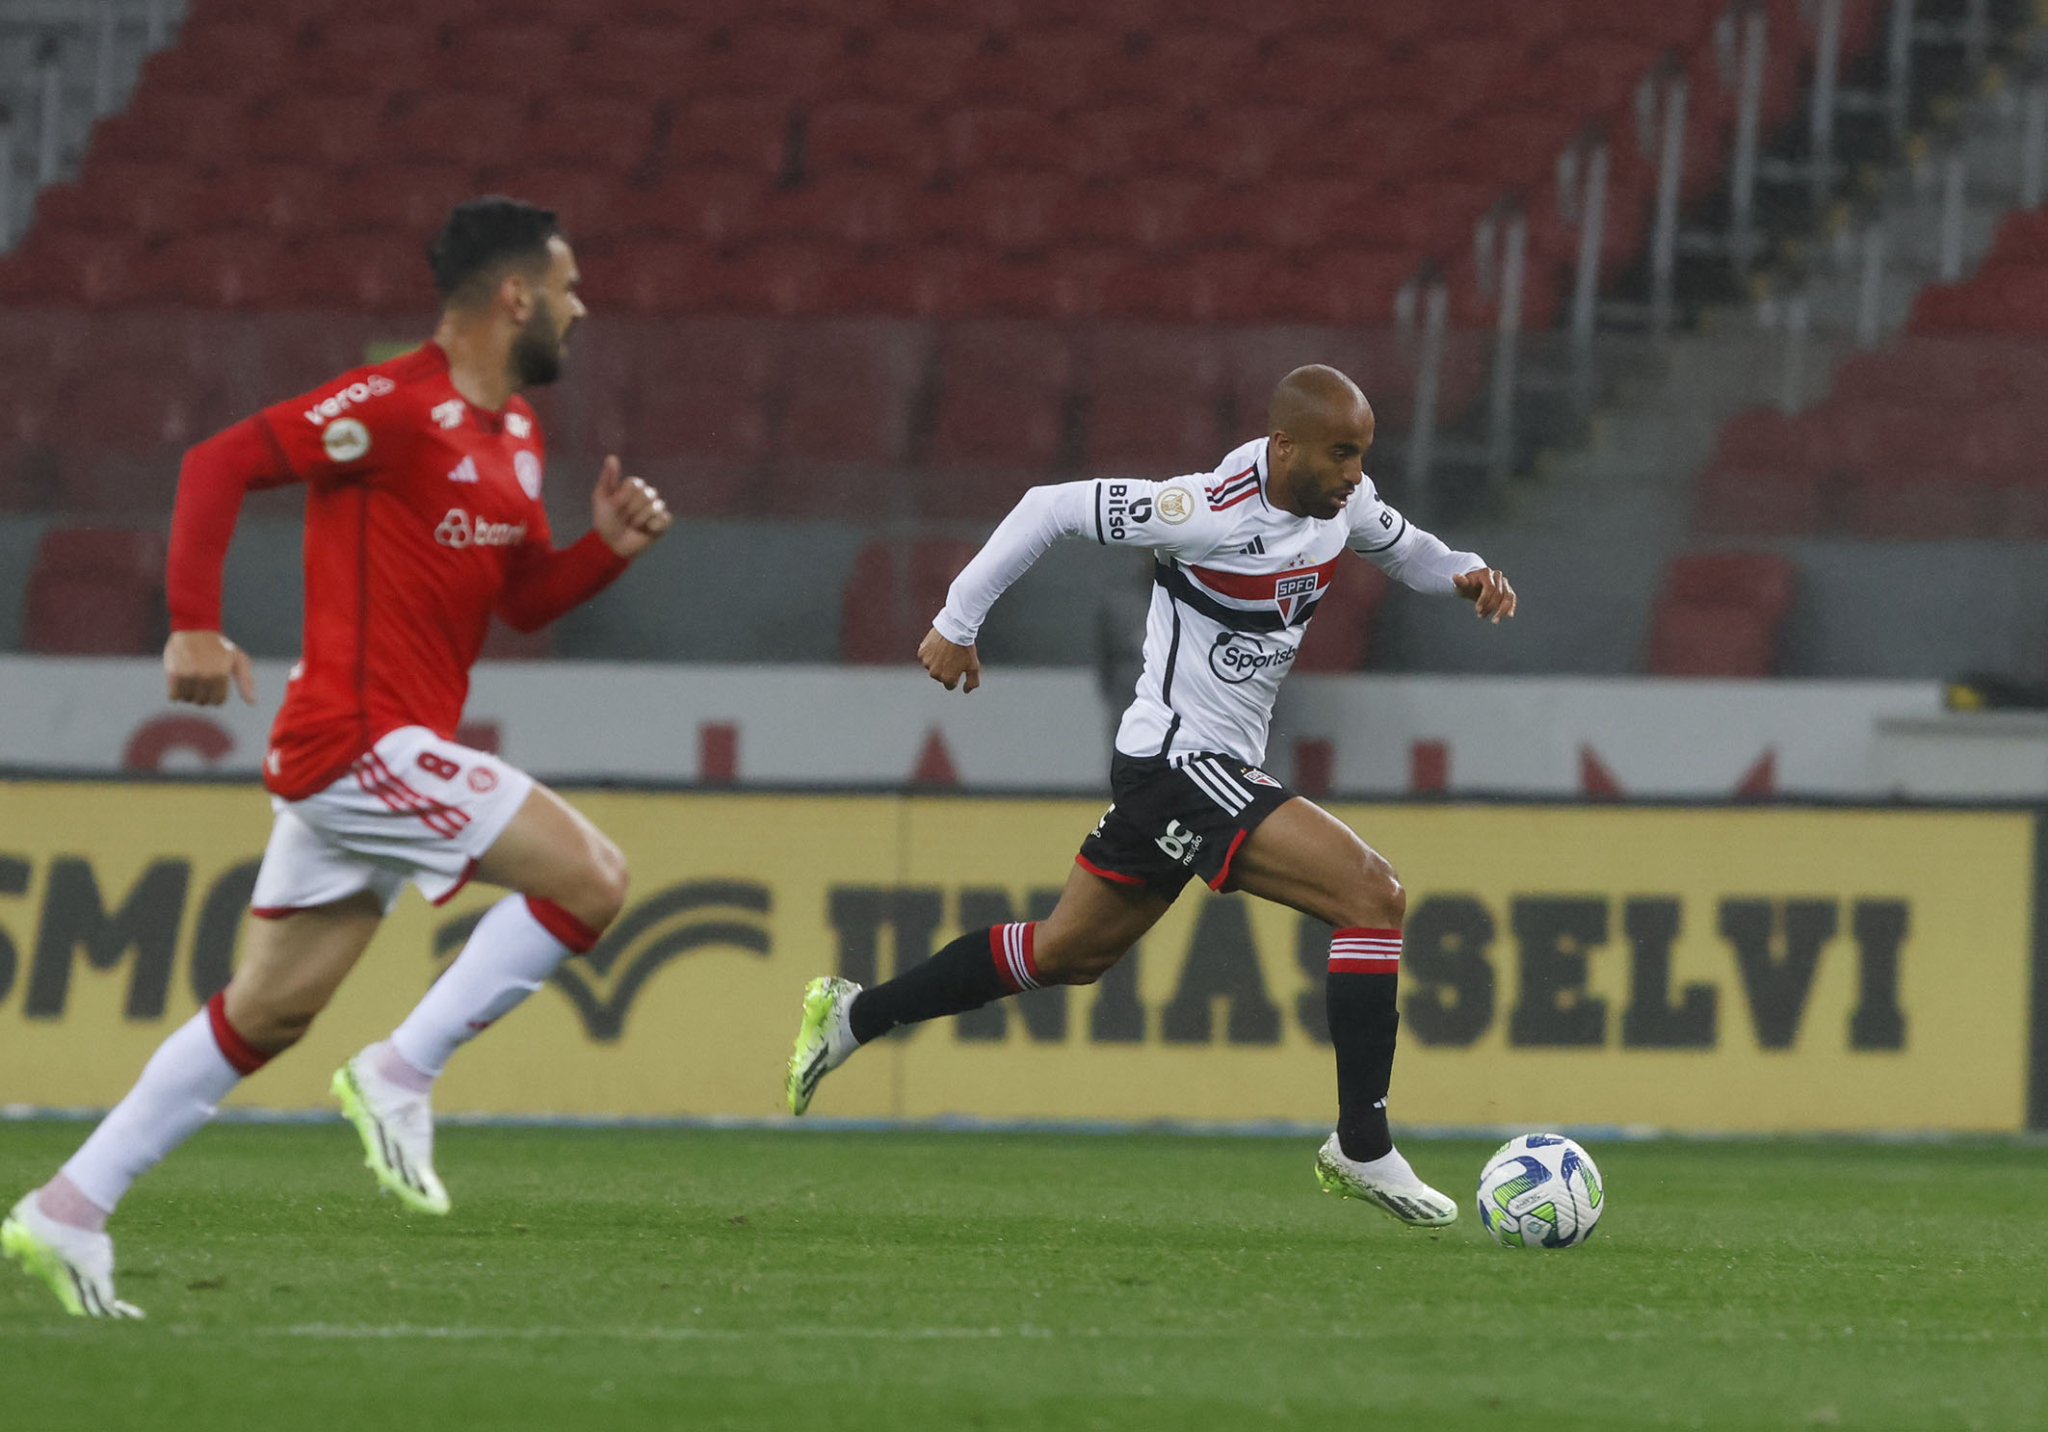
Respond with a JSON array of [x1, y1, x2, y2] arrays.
[[526, 895, 600, 953], [205, 992, 271, 1075], [1329, 926, 1402, 974]]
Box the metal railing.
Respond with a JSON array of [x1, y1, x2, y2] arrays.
[[1390, 0, 2024, 519]]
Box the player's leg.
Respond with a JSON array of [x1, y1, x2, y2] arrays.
[[1226, 798, 1456, 1225], [787, 863, 1171, 1113], [4, 892, 382, 1317], [337, 777, 626, 1211]]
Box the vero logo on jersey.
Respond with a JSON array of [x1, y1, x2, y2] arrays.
[[447, 456, 479, 484], [301, 375, 395, 425]]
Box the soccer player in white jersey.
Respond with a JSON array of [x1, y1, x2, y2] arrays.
[[786, 364, 1515, 1225]]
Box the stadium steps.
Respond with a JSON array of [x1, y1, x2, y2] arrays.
[[0, 0, 185, 249]]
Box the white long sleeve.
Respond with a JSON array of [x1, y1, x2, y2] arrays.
[[932, 481, 1098, 645], [1366, 519, 1485, 594]]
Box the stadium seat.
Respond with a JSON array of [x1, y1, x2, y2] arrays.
[[293, 23, 447, 97], [330, 161, 476, 237], [1293, 556, 1389, 672], [698, 24, 850, 100], [804, 101, 943, 180], [89, 91, 249, 166], [1082, 328, 1229, 475], [564, 24, 709, 98], [1646, 552, 1797, 677], [23, 527, 168, 655], [442, 23, 575, 94], [956, 30, 1120, 114], [823, 28, 981, 107], [133, 232, 288, 308], [669, 97, 793, 180], [283, 232, 436, 313], [523, 95, 662, 176], [768, 321, 926, 470], [197, 164, 338, 239], [943, 107, 1079, 176], [139, 21, 298, 93], [838, 537, 982, 663], [384, 93, 529, 170], [924, 322, 1076, 498]]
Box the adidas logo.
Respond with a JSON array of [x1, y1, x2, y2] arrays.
[[447, 456, 479, 484], [1238, 535, 1265, 555]]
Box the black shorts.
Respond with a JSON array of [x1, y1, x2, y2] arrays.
[[1076, 750, 1298, 899]]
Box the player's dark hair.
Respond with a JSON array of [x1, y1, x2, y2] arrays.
[[428, 197, 563, 303]]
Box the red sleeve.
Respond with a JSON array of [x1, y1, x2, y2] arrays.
[[495, 530, 630, 633], [166, 417, 297, 631]]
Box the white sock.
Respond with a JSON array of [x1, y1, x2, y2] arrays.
[[390, 895, 577, 1080], [60, 1006, 247, 1214], [1353, 1146, 1423, 1184]]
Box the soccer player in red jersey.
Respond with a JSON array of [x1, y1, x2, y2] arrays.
[[1, 198, 672, 1318]]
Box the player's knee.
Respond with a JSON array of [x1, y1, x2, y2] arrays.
[[580, 835, 629, 930], [1336, 853, 1405, 930], [1035, 934, 1123, 986], [225, 989, 321, 1053]]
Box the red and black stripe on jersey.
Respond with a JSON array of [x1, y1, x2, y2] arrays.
[[1205, 465, 1261, 511]]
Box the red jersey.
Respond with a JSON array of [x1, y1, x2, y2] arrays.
[[167, 342, 627, 800]]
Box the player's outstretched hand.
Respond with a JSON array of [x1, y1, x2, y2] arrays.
[[592, 455, 672, 559], [1453, 567, 1517, 624], [164, 630, 256, 707], [918, 627, 981, 693]]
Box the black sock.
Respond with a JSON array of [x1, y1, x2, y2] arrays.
[[1327, 926, 1402, 1162], [848, 923, 1038, 1044]]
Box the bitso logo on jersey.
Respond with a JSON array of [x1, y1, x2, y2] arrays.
[[321, 417, 370, 463]]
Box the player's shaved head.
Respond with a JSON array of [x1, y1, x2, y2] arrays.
[[1263, 365, 1375, 521], [1267, 364, 1371, 439]]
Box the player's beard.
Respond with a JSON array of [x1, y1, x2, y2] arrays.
[[510, 296, 566, 388]]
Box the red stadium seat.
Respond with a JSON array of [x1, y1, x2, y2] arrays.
[[1647, 552, 1798, 678], [1693, 463, 1831, 537], [522, 96, 662, 176], [1066, 106, 1189, 182], [1087, 30, 1262, 114], [196, 163, 338, 239], [1293, 557, 1389, 672], [138, 21, 298, 94], [330, 162, 476, 237], [90, 92, 249, 166], [956, 30, 1121, 115], [813, 249, 966, 317], [805, 102, 943, 180], [631, 170, 771, 246], [24, 527, 169, 655], [943, 107, 1081, 176], [282, 232, 436, 312], [1082, 328, 1229, 476], [612, 318, 777, 512], [132, 232, 289, 308], [564, 24, 709, 98], [822, 28, 981, 106], [757, 175, 915, 249], [293, 23, 447, 96], [245, 93, 393, 170], [768, 321, 925, 470], [383, 93, 528, 170], [697, 24, 849, 100], [441, 23, 576, 94], [669, 97, 793, 180], [839, 537, 982, 664], [924, 322, 1076, 494]]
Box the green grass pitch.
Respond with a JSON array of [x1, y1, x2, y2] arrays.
[[2, 1121, 2043, 1430]]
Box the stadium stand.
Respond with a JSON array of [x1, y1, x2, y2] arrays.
[[1646, 551, 1796, 677], [839, 535, 981, 663], [22, 525, 167, 655]]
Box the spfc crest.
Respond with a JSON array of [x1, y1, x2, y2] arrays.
[[1274, 572, 1320, 624]]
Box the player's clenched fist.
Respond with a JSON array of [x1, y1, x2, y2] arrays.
[[591, 455, 672, 559], [918, 626, 981, 693], [164, 629, 256, 707], [1452, 566, 1517, 624]]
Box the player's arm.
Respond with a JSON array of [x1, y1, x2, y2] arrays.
[[923, 476, 1220, 690], [496, 456, 670, 633], [1348, 483, 1516, 623], [164, 417, 298, 705]]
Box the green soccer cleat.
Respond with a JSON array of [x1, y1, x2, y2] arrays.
[[2, 1194, 144, 1319], [332, 1051, 451, 1216], [786, 976, 862, 1115], [1314, 1134, 1460, 1227]]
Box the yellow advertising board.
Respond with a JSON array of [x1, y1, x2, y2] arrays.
[[0, 781, 2037, 1133]]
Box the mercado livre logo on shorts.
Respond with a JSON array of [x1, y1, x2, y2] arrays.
[[431, 881, 772, 1041]]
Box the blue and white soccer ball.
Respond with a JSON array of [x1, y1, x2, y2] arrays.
[[1475, 1134, 1605, 1249]]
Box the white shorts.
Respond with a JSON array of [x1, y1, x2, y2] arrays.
[[250, 726, 535, 917]]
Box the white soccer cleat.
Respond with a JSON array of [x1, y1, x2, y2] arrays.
[[1, 1194, 145, 1318], [332, 1049, 451, 1216], [1313, 1134, 1460, 1227], [785, 976, 863, 1115]]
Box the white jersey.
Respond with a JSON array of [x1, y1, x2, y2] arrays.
[[934, 437, 1485, 766]]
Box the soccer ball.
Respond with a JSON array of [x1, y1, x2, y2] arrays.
[[1475, 1134, 1605, 1249]]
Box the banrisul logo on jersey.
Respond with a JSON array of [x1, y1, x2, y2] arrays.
[[1209, 631, 1295, 684]]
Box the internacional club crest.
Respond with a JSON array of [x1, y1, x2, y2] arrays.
[[432, 881, 772, 1040]]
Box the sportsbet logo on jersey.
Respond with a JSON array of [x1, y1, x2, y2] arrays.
[[0, 782, 2037, 1133]]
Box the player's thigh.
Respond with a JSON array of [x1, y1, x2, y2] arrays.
[[1226, 797, 1403, 929], [1033, 861, 1173, 983], [222, 890, 385, 1044], [473, 781, 628, 926]]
